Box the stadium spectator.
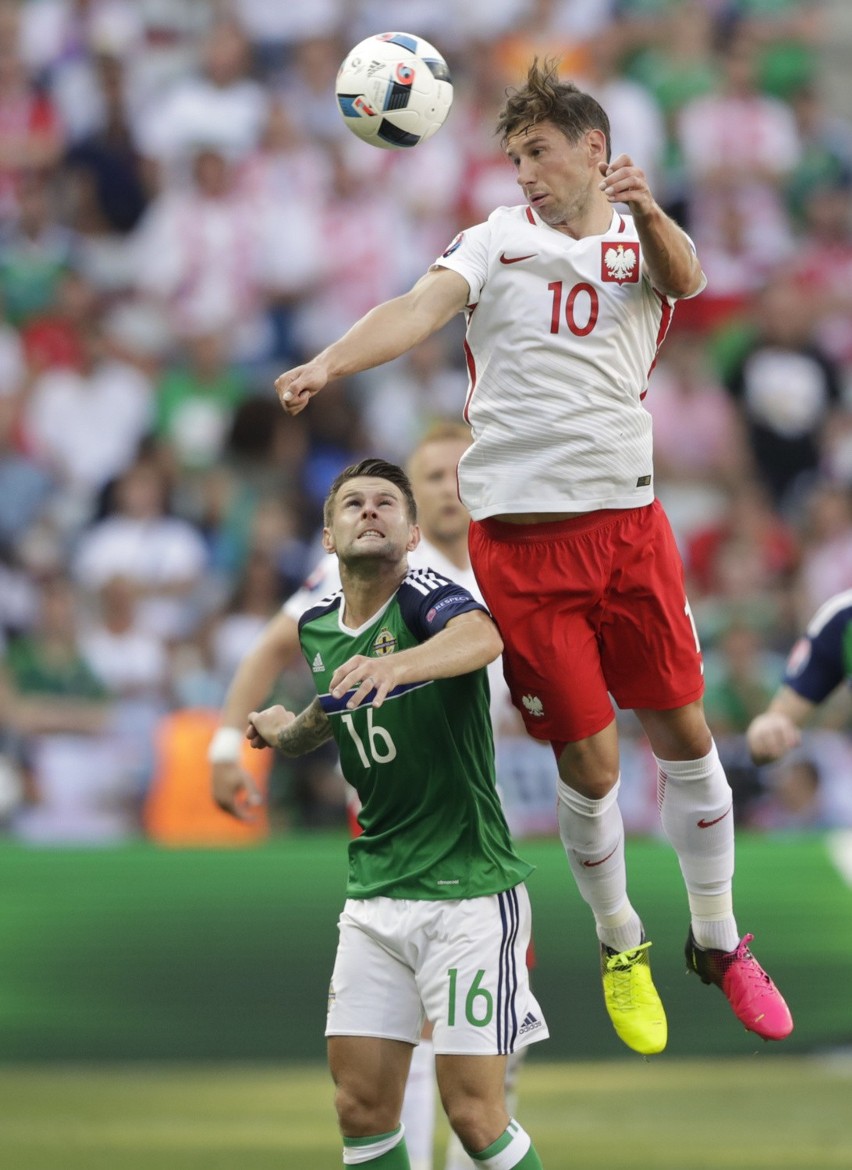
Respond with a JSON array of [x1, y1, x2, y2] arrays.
[[676, 29, 800, 260], [0, 573, 139, 844], [0, 37, 64, 222], [73, 455, 208, 642], [22, 318, 153, 514], [136, 16, 268, 175], [724, 272, 843, 511]]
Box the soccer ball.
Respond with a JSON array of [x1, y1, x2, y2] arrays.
[[335, 32, 453, 150]]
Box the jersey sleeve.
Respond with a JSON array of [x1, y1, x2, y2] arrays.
[[432, 219, 493, 305], [783, 614, 848, 703], [398, 573, 490, 641]]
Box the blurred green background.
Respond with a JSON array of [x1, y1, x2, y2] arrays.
[[2, 832, 850, 1062]]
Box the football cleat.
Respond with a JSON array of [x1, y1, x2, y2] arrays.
[[685, 930, 793, 1041], [600, 939, 667, 1055]]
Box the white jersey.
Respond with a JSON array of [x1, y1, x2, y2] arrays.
[[435, 204, 704, 519]]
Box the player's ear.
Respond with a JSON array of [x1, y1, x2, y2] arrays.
[[321, 527, 336, 554], [587, 128, 607, 165], [406, 523, 421, 553]]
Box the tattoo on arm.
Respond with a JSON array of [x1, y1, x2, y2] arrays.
[[275, 697, 333, 756]]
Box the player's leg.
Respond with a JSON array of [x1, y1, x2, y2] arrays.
[[347, 791, 437, 1170], [554, 727, 667, 1055], [400, 1020, 436, 1170], [326, 899, 427, 1166], [637, 701, 793, 1041], [602, 502, 791, 1041], [436, 1054, 542, 1169], [329, 1035, 413, 1166], [443, 1046, 528, 1170], [419, 885, 548, 1167], [468, 514, 662, 1054]]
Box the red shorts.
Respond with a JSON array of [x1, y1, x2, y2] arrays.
[[468, 501, 705, 744]]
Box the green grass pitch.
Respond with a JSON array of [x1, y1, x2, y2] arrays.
[[1, 1057, 851, 1170]]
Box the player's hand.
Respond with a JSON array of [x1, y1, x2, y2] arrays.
[[598, 154, 654, 215], [247, 704, 296, 748], [275, 360, 330, 416], [211, 759, 263, 822], [330, 655, 400, 710], [746, 712, 802, 765]]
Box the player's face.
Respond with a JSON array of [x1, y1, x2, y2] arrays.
[[408, 438, 470, 544], [505, 120, 604, 229], [324, 476, 419, 566]]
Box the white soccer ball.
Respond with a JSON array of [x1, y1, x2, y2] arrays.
[[335, 32, 453, 150]]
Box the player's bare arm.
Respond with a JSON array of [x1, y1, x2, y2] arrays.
[[275, 267, 469, 416], [210, 610, 302, 820], [331, 610, 503, 710], [600, 153, 704, 299], [247, 698, 333, 757], [746, 686, 815, 765]]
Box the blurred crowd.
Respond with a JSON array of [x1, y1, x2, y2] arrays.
[[2, 0, 852, 844]]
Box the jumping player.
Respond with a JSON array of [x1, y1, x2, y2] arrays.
[[272, 61, 792, 1051]]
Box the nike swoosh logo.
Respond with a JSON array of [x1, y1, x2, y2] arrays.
[[499, 252, 537, 265], [697, 804, 733, 829], [581, 841, 620, 868]]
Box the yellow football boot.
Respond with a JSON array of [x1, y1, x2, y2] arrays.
[[600, 940, 667, 1054]]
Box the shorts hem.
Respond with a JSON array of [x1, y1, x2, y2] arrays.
[[325, 1027, 420, 1044], [433, 1026, 550, 1056], [612, 683, 705, 711]]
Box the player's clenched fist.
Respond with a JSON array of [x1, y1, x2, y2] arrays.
[[247, 704, 296, 748], [275, 360, 330, 416], [746, 711, 802, 765]]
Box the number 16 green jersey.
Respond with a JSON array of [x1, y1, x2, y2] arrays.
[[299, 566, 533, 901]]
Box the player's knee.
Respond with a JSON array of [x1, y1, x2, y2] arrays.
[[443, 1095, 506, 1154], [334, 1081, 397, 1137]]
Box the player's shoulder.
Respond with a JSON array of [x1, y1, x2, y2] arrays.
[[486, 204, 532, 226], [298, 588, 343, 632], [401, 565, 460, 597], [806, 590, 852, 640]]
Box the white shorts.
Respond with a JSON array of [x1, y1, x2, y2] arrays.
[[325, 885, 549, 1055]]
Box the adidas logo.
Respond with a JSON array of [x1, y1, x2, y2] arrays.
[[518, 1011, 542, 1036], [312, 652, 325, 673]]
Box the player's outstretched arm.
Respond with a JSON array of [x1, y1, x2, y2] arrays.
[[210, 610, 302, 820], [746, 686, 814, 765], [599, 153, 704, 299], [275, 267, 469, 416], [247, 698, 333, 757], [331, 610, 503, 710]]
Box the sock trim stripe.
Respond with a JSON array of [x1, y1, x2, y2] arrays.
[[343, 1125, 402, 1149]]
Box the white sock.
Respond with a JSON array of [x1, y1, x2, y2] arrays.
[[557, 779, 642, 952], [656, 742, 739, 952], [401, 1037, 435, 1170]]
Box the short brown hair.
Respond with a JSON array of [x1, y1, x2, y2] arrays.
[[496, 58, 611, 160], [323, 458, 418, 526]]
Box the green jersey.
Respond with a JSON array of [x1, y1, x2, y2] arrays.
[[299, 566, 533, 901]]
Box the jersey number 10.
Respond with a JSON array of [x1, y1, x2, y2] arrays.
[[548, 280, 599, 336]]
